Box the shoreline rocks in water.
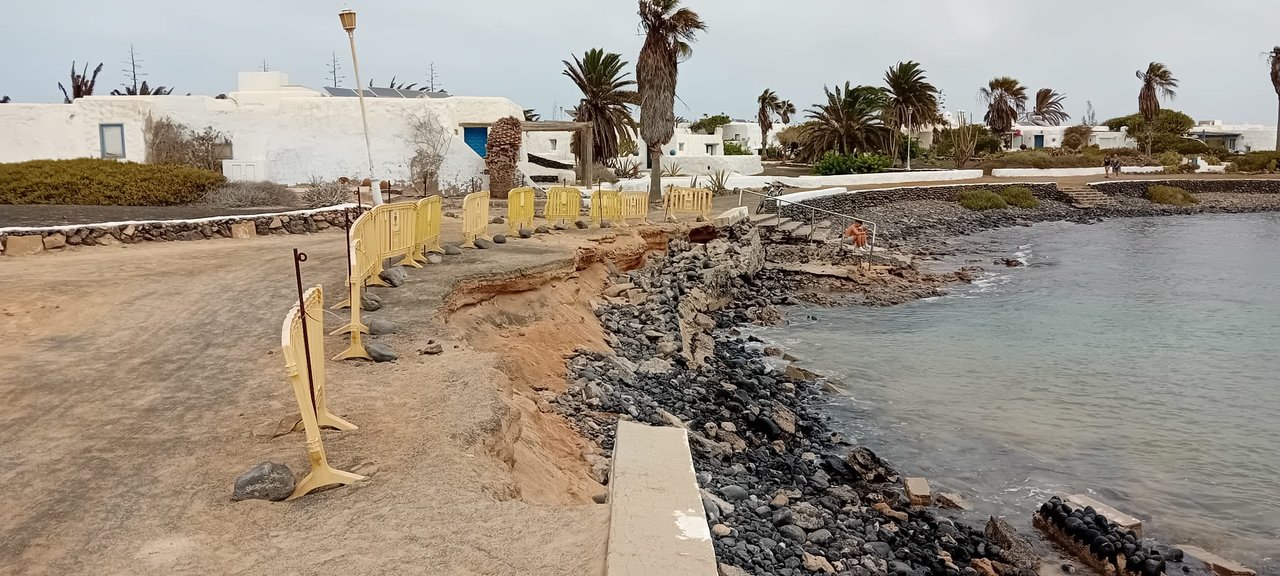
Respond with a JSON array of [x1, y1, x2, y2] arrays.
[[555, 224, 1034, 575]]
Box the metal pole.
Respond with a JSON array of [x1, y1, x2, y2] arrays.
[[906, 108, 912, 172], [347, 31, 381, 206], [293, 249, 318, 417]]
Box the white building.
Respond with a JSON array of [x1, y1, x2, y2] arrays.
[[522, 122, 765, 177], [0, 71, 525, 186], [1187, 120, 1277, 152], [1009, 125, 1136, 150]]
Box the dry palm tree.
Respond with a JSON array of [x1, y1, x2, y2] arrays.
[[1269, 47, 1280, 150], [637, 0, 706, 202], [563, 48, 639, 164], [110, 81, 174, 96], [1136, 62, 1179, 153], [777, 100, 796, 125], [757, 89, 780, 155], [1025, 88, 1070, 126], [798, 83, 890, 161], [58, 61, 103, 103], [979, 76, 1029, 148], [883, 61, 940, 159], [523, 108, 541, 122]]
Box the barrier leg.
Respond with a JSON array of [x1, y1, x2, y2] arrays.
[[367, 258, 389, 287], [397, 252, 423, 269], [329, 282, 370, 336], [288, 437, 365, 500], [331, 285, 372, 360], [424, 237, 444, 254]]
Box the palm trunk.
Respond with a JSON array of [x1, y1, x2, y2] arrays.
[[1275, 98, 1280, 152], [648, 143, 663, 204]]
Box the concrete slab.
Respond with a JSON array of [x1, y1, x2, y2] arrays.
[[1179, 545, 1256, 576], [606, 421, 717, 576], [4, 234, 43, 256], [713, 206, 748, 227], [904, 477, 931, 506], [1066, 494, 1142, 536]]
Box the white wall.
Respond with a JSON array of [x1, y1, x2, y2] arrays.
[[609, 169, 983, 192], [991, 166, 1163, 178], [0, 81, 524, 186]]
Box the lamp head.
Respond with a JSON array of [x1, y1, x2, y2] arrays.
[[339, 10, 357, 33]]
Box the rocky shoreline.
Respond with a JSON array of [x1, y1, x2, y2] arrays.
[[555, 224, 1038, 576]]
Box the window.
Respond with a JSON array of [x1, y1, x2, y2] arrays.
[[99, 124, 125, 159], [706, 143, 716, 155], [678, 142, 686, 152], [550, 139, 558, 151]]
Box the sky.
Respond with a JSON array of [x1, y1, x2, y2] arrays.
[[6, 1, 1280, 126]]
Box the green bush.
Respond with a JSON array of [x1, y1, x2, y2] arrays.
[[689, 114, 731, 135], [978, 151, 1099, 172], [201, 181, 297, 208], [999, 186, 1039, 209], [0, 158, 226, 205], [723, 141, 753, 156], [1156, 150, 1184, 167], [1146, 185, 1199, 206], [957, 189, 1008, 211], [975, 134, 1003, 155], [812, 151, 892, 175]]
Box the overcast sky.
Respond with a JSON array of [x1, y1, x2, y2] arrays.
[[7, 1, 1279, 125]]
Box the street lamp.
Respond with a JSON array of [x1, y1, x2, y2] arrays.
[[339, 9, 381, 206], [905, 107, 913, 172]]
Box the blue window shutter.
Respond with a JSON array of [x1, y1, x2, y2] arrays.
[[464, 127, 489, 158]]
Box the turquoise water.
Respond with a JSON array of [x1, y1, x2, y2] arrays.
[[765, 213, 1280, 571]]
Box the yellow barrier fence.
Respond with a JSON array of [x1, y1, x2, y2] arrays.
[[414, 195, 445, 262], [331, 232, 372, 360], [461, 191, 492, 248], [544, 187, 581, 226], [664, 186, 713, 221], [374, 202, 422, 269], [282, 285, 364, 500], [620, 191, 650, 225], [507, 187, 536, 235], [590, 190, 623, 227]]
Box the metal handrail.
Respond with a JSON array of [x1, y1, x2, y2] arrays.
[[736, 187, 877, 257]]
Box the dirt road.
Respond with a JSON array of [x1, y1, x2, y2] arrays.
[[0, 226, 612, 575]]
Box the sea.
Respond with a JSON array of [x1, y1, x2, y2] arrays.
[[762, 213, 1280, 572]]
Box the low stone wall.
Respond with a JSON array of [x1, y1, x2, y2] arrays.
[[770, 182, 1067, 219], [1090, 179, 1280, 197], [0, 204, 360, 256]]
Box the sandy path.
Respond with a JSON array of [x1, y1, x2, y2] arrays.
[[0, 226, 610, 575]]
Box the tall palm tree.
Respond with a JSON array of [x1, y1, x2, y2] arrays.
[[979, 76, 1029, 147], [798, 82, 890, 161], [563, 48, 639, 163], [1136, 62, 1179, 153], [637, 0, 706, 202], [757, 89, 780, 155], [883, 61, 940, 159], [777, 100, 796, 125], [1268, 47, 1280, 151], [1025, 88, 1070, 126]]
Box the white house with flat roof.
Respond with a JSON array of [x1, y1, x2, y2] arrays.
[[1186, 121, 1277, 152], [1009, 125, 1137, 150], [0, 71, 525, 186], [522, 122, 765, 177]]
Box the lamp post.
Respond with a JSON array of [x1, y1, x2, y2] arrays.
[[905, 107, 913, 172], [339, 9, 382, 206]]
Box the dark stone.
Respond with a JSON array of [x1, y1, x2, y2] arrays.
[[367, 318, 399, 335], [808, 529, 833, 544], [865, 541, 893, 559], [361, 292, 383, 312], [491, 216, 505, 224], [232, 461, 294, 501], [535, 225, 550, 234], [771, 508, 793, 526], [778, 524, 806, 543], [519, 228, 533, 239], [720, 485, 749, 501], [474, 238, 495, 250], [492, 234, 507, 244], [443, 244, 463, 256], [575, 219, 589, 229], [379, 266, 409, 287], [366, 341, 398, 362]]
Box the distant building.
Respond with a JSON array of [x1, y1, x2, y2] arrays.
[[0, 71, 525, 186], [1009, 125, 1136, 150], [523, 122, 765, 177], [1186, 121, 1277, 152]]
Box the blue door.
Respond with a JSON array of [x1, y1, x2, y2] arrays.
[[1033, 134, 1045, 148], [464, 126, 488, 157]]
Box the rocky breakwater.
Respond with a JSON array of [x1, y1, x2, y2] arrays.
[[555, 224, 1036, 576]]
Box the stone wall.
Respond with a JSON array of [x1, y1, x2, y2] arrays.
[[0, 205, 360, 256], [770, 183, 1067, 219], [1090, 179, 1280, 197]]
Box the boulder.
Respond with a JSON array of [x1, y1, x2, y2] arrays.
[[230, 221, 256, 239], [443, 244, 463, 256], [232, 461, 295, 501], [361, 291, 383, 312], [366, 341, 398, 362], [367, 318, 399, 335], [492, 234, 507, 244], [535, 225, 550, 234], [518, 228, 533, 239], [474, 238, 495, 250], [42, 233, 67, 250], [379, 266, 409, 287], [4, 235, 43, 256], [636, 358, 672, 375], [574, 219, 589, 229], [426, 253, 444, 265], [802, 551, 836, 574]]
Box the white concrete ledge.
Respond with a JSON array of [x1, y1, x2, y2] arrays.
[[991, 166, 1164, 178], [611, 170, 983, 192], [0, 203, 358, 235], [606, 421, 717, 576]]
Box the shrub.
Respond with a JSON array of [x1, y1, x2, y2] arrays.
[[0, 158, 225, 205], [975, 134, 1003, 155], [302, 179, 353, 208], [957, 189, 1008, 211], [144, 116, 230, 172], [1204, 155, 1221, 166], [999, 186, 1039, 209], [1156, 150, 1184, 167], [1146, 185, 1199, 206], [661, 162, 686, 177], [1228, 151, 1280, 172], [723, 141, 753, 156], [592, 162, 619, 183], [977, 151, 1098, 172], [1271, 159, 1279, 173], [763, 145, 785, 160], [689, 114, 731, 135], [202, 181, 296, 207], [812, 151, 891, 175]]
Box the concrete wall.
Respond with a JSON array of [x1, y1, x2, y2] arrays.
[[991, 166, 1164, 178], [609, 169, 983, 192], [769, 182, 1069, 219], [0, 75, 524, 187], [1089, 178, 1280, 197]]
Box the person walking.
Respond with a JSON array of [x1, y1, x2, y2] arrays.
[[1103, 156, 1113, 178]]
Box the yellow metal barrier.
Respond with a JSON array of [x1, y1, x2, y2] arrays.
[[281, 285, 364, 500], [544, 187, 581, 226], [507, 187, 536, 235], [620, 191, 650, 225], [331, 234, 373, 360], [414, 196, 444, 261], [461, 191, 492, 248], [590, 190, 623, 227], [372, 203, 422, 269], [664, 187, 713, 221]]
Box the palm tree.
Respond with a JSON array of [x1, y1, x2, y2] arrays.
[[58, 61, 103, 103], [563, 48, 639, 164], [637, 0, 706, 202], [777, 100, 796, 124], [1268, 47, 1280, 151], [110, 81, 174, 96], [1136, 62, 1179, 153], [883, 61, 940, 159], [979, 76, 1029, 147], [523, 108, 541, 122], [757, 89, 780, 155], [0, 96, 10, 103], [1025, 88, 1070, 126], [798, 82, 890, 161]]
